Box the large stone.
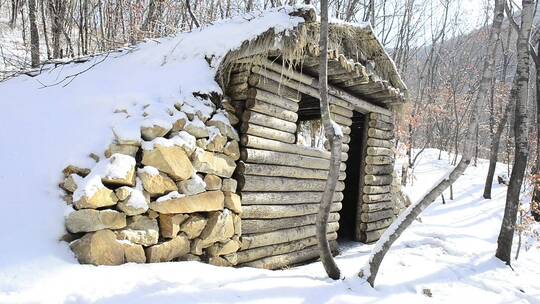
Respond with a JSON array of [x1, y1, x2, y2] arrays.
[[207, 239, 240, 257], [184, 117, 209, 138], [121, 241, 146, 263], [198, 211, 234, 247], [179, 214, 207, 239], [191, 149, 236, 178], [221, 178, 237, 192], [159, 214, 189, 238], [70, 230, 124, 265], [141, 124, 171, 141], [73, 184, 118, 210], [142, 145, 194, 181], [105, 143, 139, 158], [204, 174, 222, 191], [138, 167, 178, 196], [149, 191, 224, 214], [206, 127, 227, 152], [208, 256, 232, 267], [66, 209, 126, 233], [224, 192, 241, 214], [206, 112, 239, 140], [116, 215, 159, 246], [146, 234, 190, 262], [116, 187, 150, 216], [222, 141, 240, 160], [101, 154, 136, 187], [177, 175, 206, 195]]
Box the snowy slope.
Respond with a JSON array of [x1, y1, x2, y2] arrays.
[[0, 148, 538, 303]]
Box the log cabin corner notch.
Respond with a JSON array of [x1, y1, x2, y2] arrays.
[[218, 8, 408, 270]]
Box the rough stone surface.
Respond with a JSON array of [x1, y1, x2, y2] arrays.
[[146, 234, 190, 263], [204, 174, 222, 191], [141, 124, 171, 141], [177, 175, 206, 195], [60, 174, 79, 193], [139, 169, 178, 196], [121, 241, 146, 263], [223, 141, 240, 160], [198, 211, 234, 247], [221, 178, 237, 192], [66, 209, 126, 233], [117, 215, 159, 246], [191, 149, 236, 178], [101, 155, 136, 187], [149, 191, 224, 214], [207, 239, 240, 256], [178, 253, 201, 262], [159, 213, 189, 238], [184, 118, 209, 138], [105, 143, 139, 158], [70, 230, 125, 265], [206, 127, 227, 152], [196, 138, 208, 149], [73, 187, 118, 210], [179, 214, 207, 239], [142, 145, 194, 181], [233, 214, 241, 236], [62, 165, 90, 177], [223, 192, 241, 214], [115, 186, 132, 201], [206, 115, 239, 141], [208, 256, 232, 267]]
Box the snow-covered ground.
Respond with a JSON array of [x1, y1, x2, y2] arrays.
[[0, 149, 537, 303]]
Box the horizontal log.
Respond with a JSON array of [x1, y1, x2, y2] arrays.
[[359, 218, 393, 231], [240, 122, 296, 144], [248, 73, 300, 101], [238, 175, 346, 192], [229, 71, 251, 85], [240, 135, 347, 161], [342, 144, 350, 153], [242, 213, 340, 234], [240, 148, 346, 171], [330, 104, 354, 118], [341, 125, 351, 135], [366, 147, 394, 157], [242, 203, 342, 219], [363, 193, 392, 203], [342, 134, 351, 144], [247, 88, 299, 112], [236, 233, 337, 264], [364, 174, 393, 186], [242, 110, 297, 133], [359, 227, 386, 243], [368, 119, 393, 131], [237, 163, 346, 180], [363, 185, 392, 195], [241, 222, 340, 250], [240, 241, 338, 269], [331, 113, 353, 126], [361, 201, 394, 212], [246, 99, 298, 123], [368, 128, 394, 140], [241, 191, 344, 205], [369, 112, 393, 124], [365, 164, 394, 175], [365, 155, 394, 165], [360, 209, 395, 223], [367, 138, 393, 149]]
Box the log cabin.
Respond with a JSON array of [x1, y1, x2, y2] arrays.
[[216, 8, 408, 269]]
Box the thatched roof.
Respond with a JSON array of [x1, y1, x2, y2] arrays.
[[219, 7, 407, 105]]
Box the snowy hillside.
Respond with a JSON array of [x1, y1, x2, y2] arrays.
[[0, 149, 538, 303]]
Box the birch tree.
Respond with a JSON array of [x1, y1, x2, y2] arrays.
[[358, 0, 502, 286], [496, 0, 536, 264]]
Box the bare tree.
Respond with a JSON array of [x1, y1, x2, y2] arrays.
[[316, 0, 342, 280], [28, 0, 40, 67], [496, 0, 536, 264], [359, 0, 504, 286]]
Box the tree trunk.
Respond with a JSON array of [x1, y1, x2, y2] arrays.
[[317, 0, 341, 280], [28, 0, 40, 67], [483, 101, 512, 199], [495, 0, 535, 265], [359, 0, 500, 286], [48, 0, 65, 58], [531, 38, 540, 221]]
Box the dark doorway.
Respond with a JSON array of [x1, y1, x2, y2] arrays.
[[338, 111, 364, 240]]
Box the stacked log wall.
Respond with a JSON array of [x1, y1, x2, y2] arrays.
[[355, 112, 396, 243]]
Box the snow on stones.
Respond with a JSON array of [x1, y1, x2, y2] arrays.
[[59, 96, 241, 266]]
